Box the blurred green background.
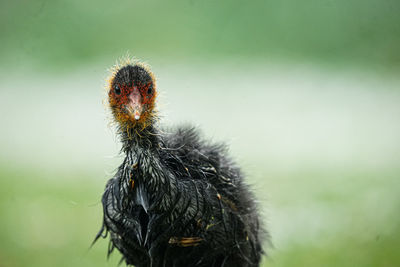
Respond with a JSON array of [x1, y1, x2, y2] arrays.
[[1, 0, 400, 266]]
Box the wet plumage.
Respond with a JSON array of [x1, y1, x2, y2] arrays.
[[95, 60, 265, 267]]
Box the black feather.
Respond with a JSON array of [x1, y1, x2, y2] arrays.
[[96, 123, 266, 267], [96, 64, 266, 266]]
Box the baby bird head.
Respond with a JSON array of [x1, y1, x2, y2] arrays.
[[108, 62, 157, 130]]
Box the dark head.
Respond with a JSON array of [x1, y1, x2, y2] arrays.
[[108, 62, 157, 131]]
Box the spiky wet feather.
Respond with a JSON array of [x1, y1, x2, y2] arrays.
[[96, 60, 265, 267]]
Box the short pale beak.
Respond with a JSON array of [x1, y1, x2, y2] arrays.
[[127, 86, 143, 121]]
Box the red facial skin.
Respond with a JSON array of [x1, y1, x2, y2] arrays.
[[109, 80, 157, 128], [110, 81, 155, 106]]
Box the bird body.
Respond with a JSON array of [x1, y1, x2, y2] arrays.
[[96, 60, 264, 267]]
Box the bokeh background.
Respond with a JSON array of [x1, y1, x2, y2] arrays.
[[1, 0, 400, 266]]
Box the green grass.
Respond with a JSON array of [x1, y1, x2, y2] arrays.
[[1, 164, 399, 267], [258, 168, 400, 266]]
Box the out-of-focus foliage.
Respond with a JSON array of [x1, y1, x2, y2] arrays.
[[1, 0, 399, 70], [1, 166, 399, 267]]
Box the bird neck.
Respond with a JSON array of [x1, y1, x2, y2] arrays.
[[118, 122, 172, 213], [119, 123, 160, 154]]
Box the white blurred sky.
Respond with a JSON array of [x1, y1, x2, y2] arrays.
[[0, 61, 399, 175]]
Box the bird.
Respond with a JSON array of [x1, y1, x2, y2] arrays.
[[94, 59, 265, 267]]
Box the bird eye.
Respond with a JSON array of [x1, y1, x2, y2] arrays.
[[147, 86, 153, 95], [114, 85, 121, 95]]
